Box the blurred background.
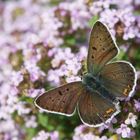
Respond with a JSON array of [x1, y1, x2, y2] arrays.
[[0, 0, 140, 140]]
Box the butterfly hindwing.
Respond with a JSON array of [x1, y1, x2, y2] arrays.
[[99, 61, 136, 99], [87, 21, 118, 74], [77, 88, 119, 127], [35, 81, 83, 116]]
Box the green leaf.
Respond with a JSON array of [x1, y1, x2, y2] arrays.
[[116, 48, 126, 60], [38, 113, 48, 128], [47, 125, 55, 131], [19, 96, 33, 103], [66, 37, 76, 46], [134, 11, 140, 16], [25, 128, 37, 140], [88, 15, 99, 27]]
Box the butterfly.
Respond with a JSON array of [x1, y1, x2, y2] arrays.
[[34, 21, 137, 127]]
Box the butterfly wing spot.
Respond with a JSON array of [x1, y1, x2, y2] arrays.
[[127, 85, 132, 89], [123, 88, 128, 96], [91, 55, 94, 59], [123, 85, 131, 96], [92, 47, 97, 51], [106, 108, 114, 114], [66, 88, 69, 91], [102, 48, 105, 51], [103, 108, 114, 118], [58, 90, 63, 95]]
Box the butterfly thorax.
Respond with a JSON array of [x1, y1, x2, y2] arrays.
[[82, 73, 117, 103], [82, 73, 101, 91]]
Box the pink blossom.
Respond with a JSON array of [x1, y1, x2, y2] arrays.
[[125, 113, 137, 127], [116, 124, 131, 138], [134, 99, 140, 112]]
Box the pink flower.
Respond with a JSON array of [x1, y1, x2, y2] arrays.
[[50, 131, 59, 140], [25, 115, 37, 128], [134, 99, 140, 112], [28, 88, 45, 98], [11, 71, 23, 86], [32, 131, 49, 140], [32, 130, 59, 140], [116, 124, 131, 138], [125, 113, 137, 127]]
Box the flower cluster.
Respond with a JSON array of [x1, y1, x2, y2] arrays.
[[0, 0, 140, 139]]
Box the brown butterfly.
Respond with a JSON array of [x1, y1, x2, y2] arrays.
[[34, 21, 137, 127]]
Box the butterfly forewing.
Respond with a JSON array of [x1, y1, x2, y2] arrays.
[[87, 21, 118, 74], [35, 81, 83, 116], [99, 61, 136, 99], [77, 88, 119, 127]]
